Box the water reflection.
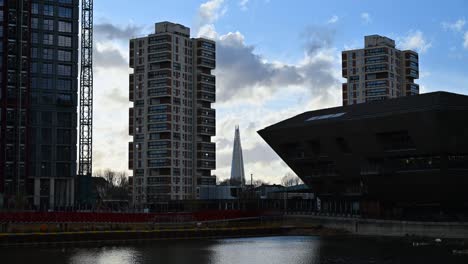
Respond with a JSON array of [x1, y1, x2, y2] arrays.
[[1, 236, 467, 264]]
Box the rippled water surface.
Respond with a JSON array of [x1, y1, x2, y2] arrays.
[[2, 236, 467, 264]]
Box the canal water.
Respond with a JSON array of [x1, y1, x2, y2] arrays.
[[1, 236, 467, 264]]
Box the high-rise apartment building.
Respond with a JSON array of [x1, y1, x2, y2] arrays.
[[341, 35, 419, 105], [0, 0, 79, 209], [129, 22, 216, 206]]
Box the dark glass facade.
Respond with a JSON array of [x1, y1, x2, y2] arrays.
[[0, 0, 78, 209], [259, 92, 468, 221]]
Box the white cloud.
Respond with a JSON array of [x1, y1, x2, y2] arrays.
[[90, 1, 343, 183], [239, 0, 249, 10], [398, 30, 432, 54], [442, 19, 466, 32], [327, 15, 339, 24], [196, 0, 227, 37], [361, 12, 371, 24], [464, 31, 468, 49]]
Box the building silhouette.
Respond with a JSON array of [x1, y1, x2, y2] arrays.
[[0, 0, 79, 209], [230, 126, 245, 186], [342, 35, 419, 105], [129, 22, 216, 205], [259, 92, 468, 219]]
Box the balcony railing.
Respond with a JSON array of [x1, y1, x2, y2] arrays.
[[198, 126, 215, 136], [198, 142, 215, 152], [198, 91, 215, 102]]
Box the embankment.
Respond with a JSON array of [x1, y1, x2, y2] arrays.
[[286, 215, 468, 238]]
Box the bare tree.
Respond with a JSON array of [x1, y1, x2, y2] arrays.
[[218, 178, 231, 185], [253, 179, 270, 187], [281, 172, 303, 187]]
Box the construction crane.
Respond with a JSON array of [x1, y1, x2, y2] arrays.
[[78, 0, 94, 178]]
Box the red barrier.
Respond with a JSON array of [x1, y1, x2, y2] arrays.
[[0, 210, 263, 223]]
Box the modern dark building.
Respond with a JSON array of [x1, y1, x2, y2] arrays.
[[0, 0, 79, 209], [259, 92, 468, 220]]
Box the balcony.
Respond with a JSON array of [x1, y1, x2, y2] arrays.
[[198, 151, 215, 161], [148, 35, 172, 45], [198, 117, 215, 127], [198, 91, 215, 102], [198, 125, 215, 136], [198, 160, 216, 170], [197, 40, 216, 51], [365, 55, 388, 65], [129, 74, 134, 102], [198, 108, 215, 118], [197, 58, 215, 69], [148, 88, 171, 97], [148, 159, 171, 168], [364, 47, 388, 57], [148, 140, 171, 150], [148, 78, 171, 89], [198, 83, 215, 93], [406, 83, 419, 95], [129, 108, 134, 136], [198, 73, 215, 85], [148, 52, 171, 63], [148, 70, 171, 79], [148, 43, 171, 54], [406, 68, 419, 79], [198, 142, 215, 152], [365, 80, 388, 89]]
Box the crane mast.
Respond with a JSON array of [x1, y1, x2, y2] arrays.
[[78, 0, 93, 177]]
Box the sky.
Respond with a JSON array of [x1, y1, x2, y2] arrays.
[[91, 0, 468, 184]]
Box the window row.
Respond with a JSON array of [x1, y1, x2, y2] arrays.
[[32, 33, 73, 47], [31, 18, 73, 33]]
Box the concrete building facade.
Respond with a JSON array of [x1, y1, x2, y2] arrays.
[[0, 0, 79, 209], [129, 22, 216, 206], [342, 35, 419, 105]]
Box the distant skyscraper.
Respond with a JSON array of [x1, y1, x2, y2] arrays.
[[129, 22, 216, 205], [342, 35, 419, 105], [230, 126, 245, 186]]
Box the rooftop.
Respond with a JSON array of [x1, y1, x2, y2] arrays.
[[259, 92, 468, 132]]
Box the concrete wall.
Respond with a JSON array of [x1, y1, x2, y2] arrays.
[[286, 215, 468, 239]]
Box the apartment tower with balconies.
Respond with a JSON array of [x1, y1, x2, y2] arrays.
[[129, 22, 216, 206], [341, 35, 419, 105]]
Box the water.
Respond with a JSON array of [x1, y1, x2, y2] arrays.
[[1, 236, 467, 264]]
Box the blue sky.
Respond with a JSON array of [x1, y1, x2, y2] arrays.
[[91, 0, 468, 183]]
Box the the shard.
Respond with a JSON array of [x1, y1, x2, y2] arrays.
[[230, 126, 246, 186]]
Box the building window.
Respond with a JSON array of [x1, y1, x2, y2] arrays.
[[42, 48, 54, 60], [57, 50, 71, 61], [31, 18, 39, 29], [57, 64, 71, 76], [31, 62, 39, 73], [43, 19, 54, 31], [57, 112, 72, 127], [32, 33, 39, 44], [31, 48, 38, 58], [42, 78, 54, 89], [57, 79, 71, 90], [58, 7, 72, 18], [43, 5, 54, 16], [42, 63, 54, 75], [58, 36, 72, 47], [58, 21, 72, 33], [43, 34, 54, 45], [32, 3, 39, 14], [57, 129, 71, 143]]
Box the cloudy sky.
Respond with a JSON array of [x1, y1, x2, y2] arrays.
[[91, 0, 468, 183]]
